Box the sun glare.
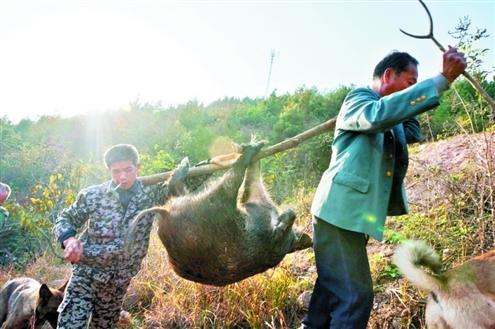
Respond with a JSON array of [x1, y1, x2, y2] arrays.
[[0, 5, 215, 123]]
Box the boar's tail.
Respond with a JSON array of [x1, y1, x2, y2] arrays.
[[125, 207, 169, 255]]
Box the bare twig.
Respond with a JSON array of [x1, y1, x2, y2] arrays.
[[400, 0, 495, 115], [139, 117, 337, 185]]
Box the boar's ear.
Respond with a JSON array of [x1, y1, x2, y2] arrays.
[[39, 284, 53, 304]]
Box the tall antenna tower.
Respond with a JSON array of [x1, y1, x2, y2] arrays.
[[264, 49, 276, 98]]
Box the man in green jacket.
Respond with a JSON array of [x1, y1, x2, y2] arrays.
[[303, 47, 467, 329]]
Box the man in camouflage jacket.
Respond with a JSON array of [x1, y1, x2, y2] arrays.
[[54, 144, 186, 329], [0, 182, 11, 227]]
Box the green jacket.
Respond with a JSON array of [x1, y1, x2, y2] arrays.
[[311, 75, 447, 240]]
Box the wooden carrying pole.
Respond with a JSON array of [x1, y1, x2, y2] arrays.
[[139, 117, 337, 185]]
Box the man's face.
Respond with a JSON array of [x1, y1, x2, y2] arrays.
[[381, 63, 418, 96], [109, 160, 139, 190]]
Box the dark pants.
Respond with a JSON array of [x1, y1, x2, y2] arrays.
[[302, 217, 374, 329]]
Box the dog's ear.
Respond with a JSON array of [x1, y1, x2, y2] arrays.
[[58, 279, 69, 292], [38, 283, 54, 304]]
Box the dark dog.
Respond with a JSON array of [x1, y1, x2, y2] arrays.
[[0, 277, 66, 329], [393, 240, 495, 329]]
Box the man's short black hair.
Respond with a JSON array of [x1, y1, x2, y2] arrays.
[[103, 144, 140, 169], [373, 51, 419, 79]]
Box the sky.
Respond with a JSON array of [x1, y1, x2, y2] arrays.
[[0, 0, 494, 123]]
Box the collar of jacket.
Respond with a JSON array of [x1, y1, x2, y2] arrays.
[[367, 86, 381, 99], [105, 180, 144, 197]]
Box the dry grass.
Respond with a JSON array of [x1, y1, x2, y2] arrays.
[[0, 252, 70, 288]]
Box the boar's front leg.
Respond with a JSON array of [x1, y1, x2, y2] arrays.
[[239, 160, 274, 207], [239, 156, 312, 252], [239, 155, 298, 244], [274, 209, 312, 253]]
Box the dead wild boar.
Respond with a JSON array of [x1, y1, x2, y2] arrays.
[[129, 141, 312, 286]]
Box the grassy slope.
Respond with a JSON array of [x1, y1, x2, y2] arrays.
[[1, 131, 493, 328]]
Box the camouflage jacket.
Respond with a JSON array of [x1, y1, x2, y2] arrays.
[[54, 180, 167, 282]]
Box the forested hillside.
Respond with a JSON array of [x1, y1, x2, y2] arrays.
[[1, 76, 493, 264]]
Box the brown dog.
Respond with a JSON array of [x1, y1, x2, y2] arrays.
[[393, 240, 495, 329], [0, 277, 66, 329]]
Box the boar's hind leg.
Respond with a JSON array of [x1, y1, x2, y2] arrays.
[[239, 160, 274, 206], [240, 161, 296, 237], [240, 158, 297, 238], [211, 141, 265, 203], [236, 140, 265, 168]]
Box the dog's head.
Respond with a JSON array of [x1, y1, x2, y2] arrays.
[[33, 281, 66, 328]]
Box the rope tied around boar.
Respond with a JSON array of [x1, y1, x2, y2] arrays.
[[124, 118, 336, 286]]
